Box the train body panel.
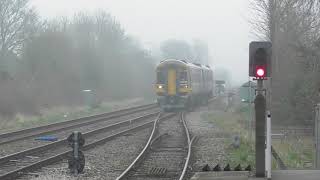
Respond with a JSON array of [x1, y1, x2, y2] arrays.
[[155, 59, 214, 111]]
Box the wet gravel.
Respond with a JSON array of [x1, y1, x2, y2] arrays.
[[0, 109, 158, 157], [22, 128, 152, 180]]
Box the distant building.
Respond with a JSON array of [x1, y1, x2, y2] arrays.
[[239, 81, 256, 103]]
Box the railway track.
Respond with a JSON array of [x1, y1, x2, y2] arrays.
[[0, 103, 157, 146], [116, 112, 195, 180], [0, 104, 159, 157], [0, 112, 176, 180]]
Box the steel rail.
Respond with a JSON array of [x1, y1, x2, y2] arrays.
[[179, 112, 195, 180], [0, 113, 175, 180], [116, 112, 194, 180], [0, 121, 153, 180], [0, 103, 157, 145], [115, 113, 163, 180], [0, 112, 159, 165]]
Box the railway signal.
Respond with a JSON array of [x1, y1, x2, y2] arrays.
[[255, 66, 265, 77], [67, 131, 85, 175], [249, 41, 272, 177], [249, 41, 272, 79]]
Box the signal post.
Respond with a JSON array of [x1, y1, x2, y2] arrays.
[[249, 41, 272, 178]]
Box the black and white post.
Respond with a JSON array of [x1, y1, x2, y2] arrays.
[[316, 103, 320, 168]]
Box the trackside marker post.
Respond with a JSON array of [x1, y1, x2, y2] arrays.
[[316, 104, 320, 168], [266, 111, 271, 179]]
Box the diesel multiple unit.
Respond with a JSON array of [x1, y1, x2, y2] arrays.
[[155, 59, 214, 111]]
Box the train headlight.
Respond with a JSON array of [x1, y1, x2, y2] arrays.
[[158, 85, 163, 89], [184, 85, 188, 88]]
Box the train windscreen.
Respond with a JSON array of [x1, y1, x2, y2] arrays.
[[157, 71, 166, 84], [179, 71, 188, 82]]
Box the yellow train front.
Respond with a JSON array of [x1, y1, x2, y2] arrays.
[[155, 59, 214, 111]]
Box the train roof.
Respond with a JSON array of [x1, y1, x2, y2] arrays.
[[158, 59, 212, 70], [201, 65, 211, 70]]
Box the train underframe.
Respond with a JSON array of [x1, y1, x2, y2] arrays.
[[157, 93, 211, 112]]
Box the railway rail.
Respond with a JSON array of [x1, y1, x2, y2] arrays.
[[0, 112, 176, 180], [0, 104, 159, 157], [0, 103, 157, 146], [116, 112, 195, 180]]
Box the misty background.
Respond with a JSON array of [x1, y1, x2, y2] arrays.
[[31, 0, 252, 85], [0, 0, 251, 119], [2, 0, 318, 127]]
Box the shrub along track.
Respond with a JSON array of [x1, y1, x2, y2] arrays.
[[116, 112, 195, 180]]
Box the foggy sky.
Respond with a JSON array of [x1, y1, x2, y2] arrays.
[[31, 0, 254, 85]]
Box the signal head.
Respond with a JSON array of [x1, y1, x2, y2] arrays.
[[255, 66, 265, 78], [249, 41, 272, 78]]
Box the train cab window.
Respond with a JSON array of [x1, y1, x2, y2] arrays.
[[179, 71, 188, 82], [157, 71, 166, 84]]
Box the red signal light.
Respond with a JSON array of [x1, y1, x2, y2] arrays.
[[255, 66, 265, 77]]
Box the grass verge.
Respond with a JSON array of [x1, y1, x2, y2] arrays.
[[0, 98, 150, 133], [272, 137, 314, 169], [201, 103, 255, 168], [202, 99, 315, 169]]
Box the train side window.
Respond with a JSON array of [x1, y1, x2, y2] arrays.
[[195, 71, 199, 82], [201, 70, 205, 84], [190, 70, 194, 82], [157, 71, 166, 84], [205, 71, 208, 83], [192, 69, 200, 83], [197, 71, 201, 82]]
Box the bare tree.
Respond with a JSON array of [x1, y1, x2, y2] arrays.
[[250, 0, 320, 124], [160, 39, 194, 61], [193, 39, 209, 65], [0, 0, 38, 58]]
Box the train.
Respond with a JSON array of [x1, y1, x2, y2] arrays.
[[155, 59, 214, 111]]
